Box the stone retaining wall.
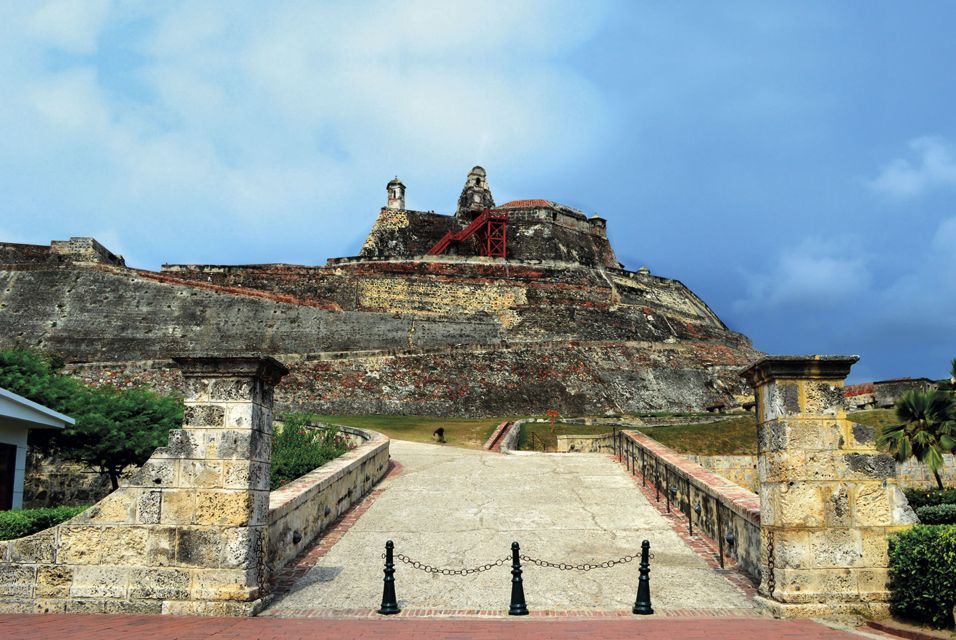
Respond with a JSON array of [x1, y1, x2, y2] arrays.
[[594, 430, 763, 582], [267, 426, 389, 571]]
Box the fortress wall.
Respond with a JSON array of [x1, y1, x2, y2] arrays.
[[0, 266, 504, 362]]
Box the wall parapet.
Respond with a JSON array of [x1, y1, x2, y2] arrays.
[[594, 429, 762, 582], [267, 426, 389, 571]]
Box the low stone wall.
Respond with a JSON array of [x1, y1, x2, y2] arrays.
[[267, 426, 389, 571], [689, 456, 759, 493], [481, 421, 511, 451], [555, 434, 604, 453], [595, 430, 762, 582], [687, 452, 956, 493]]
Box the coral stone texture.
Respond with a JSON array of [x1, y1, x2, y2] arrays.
[[0, 169, 760, 416]]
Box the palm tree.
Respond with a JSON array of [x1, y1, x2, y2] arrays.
[[877, 389, 956, 489], [950, 357, 956, 384]]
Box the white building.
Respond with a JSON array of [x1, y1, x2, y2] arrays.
[[0, 387, 73, 510]]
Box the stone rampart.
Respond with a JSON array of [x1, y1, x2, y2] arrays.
[[0, 239, 761, 416], [267, 425, 389, 572]]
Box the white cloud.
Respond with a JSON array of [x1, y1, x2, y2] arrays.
[[735, 237, 870, 313], [868, 136, 956, 199], [29, 0, 111, 55], [0, 1, 614, 266]]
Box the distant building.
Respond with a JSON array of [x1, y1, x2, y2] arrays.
[[0, 387, 73, 510], [845, 377, 937, 411]]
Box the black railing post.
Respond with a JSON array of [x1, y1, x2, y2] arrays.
[[509, 541, 529, 615], [378, 540, 400, 615], [632, 540, 654, 615], [716, 499, 725, 569]]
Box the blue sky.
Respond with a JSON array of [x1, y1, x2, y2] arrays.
[[1, 1, 954, 382]]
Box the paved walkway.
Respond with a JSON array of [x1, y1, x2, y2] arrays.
[[0, 614, 883, 640], [264, 441, 755, 615]]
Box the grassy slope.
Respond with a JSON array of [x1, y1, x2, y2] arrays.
[[637, 408, 898, 456], [311, 414, 516, 449]]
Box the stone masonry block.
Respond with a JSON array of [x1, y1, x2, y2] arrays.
[[221, 461, 270, 491], [802, 381, 846, 416], [159, 489, 196, 525], [10, 529, 56, 564], [190, 568, 259, 602], [145, 527, 177, 566], [851, 484, 895, 527], [183, 404, 226, 427], [57, 525, 105, 564], [207, 378, 258, 403], [180, 460, 223, 489], [219, 527, 258, 569], [69, 566, 130, 599], [97, 526, 148, 565], [86, 492, 136, 523], [175, 527, 222, 567], [137, 490, 162, 524], [129, 459, 179, 489], [0, 565, 36, 598], [841, 454, 896, 481], [773, 483, 826, 528], [128, 567, 191, 600], [823, 485, 851, 527], [35, 566, 73, 598], [194, 490, 253, 526]]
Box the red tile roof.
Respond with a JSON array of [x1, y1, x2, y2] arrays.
[[498, 199, 552, 208]]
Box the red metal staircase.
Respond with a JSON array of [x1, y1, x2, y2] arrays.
[[426, 209, 508, 258]]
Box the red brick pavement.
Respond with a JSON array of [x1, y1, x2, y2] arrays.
[[0, 614, 878, 639]]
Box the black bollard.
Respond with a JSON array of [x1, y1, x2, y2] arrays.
[[508, 541, 529, 616], [378, 540, 400, 615], [632, 539, 653, 615]]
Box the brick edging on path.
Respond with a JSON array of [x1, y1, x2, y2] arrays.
[[482, 421, 512, 451], [864, 619, 953, 640], [269, 459, 405, 596], [261, 607, 764, 619], [610, 453, 759, 600]]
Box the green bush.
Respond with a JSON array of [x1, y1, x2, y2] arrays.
[[888, 525, 956, 628], [0, 506, 88, 541], [270, 413, 351, 490], [916, 504, 956, 525], [0, 350, 182, 489], [904, 488, 956, 509]]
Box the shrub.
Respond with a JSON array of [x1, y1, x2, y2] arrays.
[[270, 413, 351, 490], [904, 487, 956, 509], [916, 504, 956, 525], [0, 506, 88, 541], [888, 525, 956, 628], [0, 350, 182, 489]]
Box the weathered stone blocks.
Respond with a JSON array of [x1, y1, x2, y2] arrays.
[[742, 355, 918, 618]]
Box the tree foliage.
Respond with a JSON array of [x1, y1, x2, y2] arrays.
[[878, 389, 956, 490], [0, 350, 182, 490], [270, 413, 351, 490]]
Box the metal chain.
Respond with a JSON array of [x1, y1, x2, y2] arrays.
[[766, 529, 776, 597], [520, 551, 651, 571], [389, 553, 511, 576], [255, 528, 266, 592]]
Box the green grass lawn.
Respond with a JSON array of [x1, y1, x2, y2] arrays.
[[642, 408, 899, 456], [847, 408, 898, 431], [310, 414, 517, 449], [644, 414, 758, 455]]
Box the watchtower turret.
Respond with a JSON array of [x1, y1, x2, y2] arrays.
[[386, 177, 405, 210], [456, 166, 495, 218]]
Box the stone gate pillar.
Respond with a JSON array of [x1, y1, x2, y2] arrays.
[[741, 355, 916, 618], [168, 355, 288, 614]]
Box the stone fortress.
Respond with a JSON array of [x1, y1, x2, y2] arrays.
[[0, 167, 761, 416]]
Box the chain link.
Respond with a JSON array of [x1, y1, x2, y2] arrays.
[[382, 550, 654, 575], [520, 552, 651, 571], [766, 529, 776, 597], [255, 528, 266, 592], [388, 553, 511, 576]]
